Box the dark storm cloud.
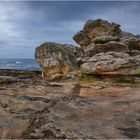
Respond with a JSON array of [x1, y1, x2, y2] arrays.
[[0, 1, 140, 58]]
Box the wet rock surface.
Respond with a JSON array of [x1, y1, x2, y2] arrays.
[[0, 69, 140, 139]]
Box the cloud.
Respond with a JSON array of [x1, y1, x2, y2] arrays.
[[0, 1, 140, 58], [85, 2, 140, 34], [0, 2, 28, 41]]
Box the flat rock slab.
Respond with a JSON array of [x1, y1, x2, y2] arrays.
[[0, 74, 140, 139], [22, 82, 140, 139]]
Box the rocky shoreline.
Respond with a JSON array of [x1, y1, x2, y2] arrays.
[[35, 19, 140, 78], [0, 69, 140, 139], [0, 19, 140, 139]]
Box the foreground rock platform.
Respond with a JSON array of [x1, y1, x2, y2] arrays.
[[0, 69, 140, 139]]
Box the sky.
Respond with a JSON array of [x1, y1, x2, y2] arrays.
[[0, 1, 140, 58]]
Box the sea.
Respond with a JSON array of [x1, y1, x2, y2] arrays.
[[0, 58, 40, 70]]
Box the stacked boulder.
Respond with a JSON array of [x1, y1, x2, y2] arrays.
[[35, 19, 140, 77], [73, 18, 140, 76]]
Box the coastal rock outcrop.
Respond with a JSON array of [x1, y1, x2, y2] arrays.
[[35, 19, 140, 77], [35, 42, 82, 77], [73, 19, 140, 76]]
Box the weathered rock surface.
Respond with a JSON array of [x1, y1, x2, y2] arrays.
[[73, 19, 121, 47], [127, 50, 140, 56], [72, 19, 140, 76], [73, 31, 90, 47], [35, 42, 81, 77], [84, 41, 128, 57], [83, 19, 121, 38], [93, 35, 120, 44], [23, 86, 140, 139], [0, 70, 140, 139], [127, 38, 140, 51], [81, 52, 140, 75]]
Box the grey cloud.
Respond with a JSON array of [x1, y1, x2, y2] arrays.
[[0, 1, 140, 58]]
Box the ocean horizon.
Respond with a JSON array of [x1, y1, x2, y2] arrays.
[[0, 58, 40, 70]]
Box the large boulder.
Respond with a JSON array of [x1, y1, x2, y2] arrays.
[[35, 42, 81, 77], [73, 19, 140, 76], [73, 19, 140, 54], [83, 19, 121, 38], [73, 19, 121, 47], [81, 52, 140, 76]]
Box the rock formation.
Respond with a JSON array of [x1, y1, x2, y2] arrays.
[[35, 18, 140, 77], [73, 18, 140, 76], [73, 19, 121, 50], [35, 42, 82, 77], [1, 19, 140, 139]]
